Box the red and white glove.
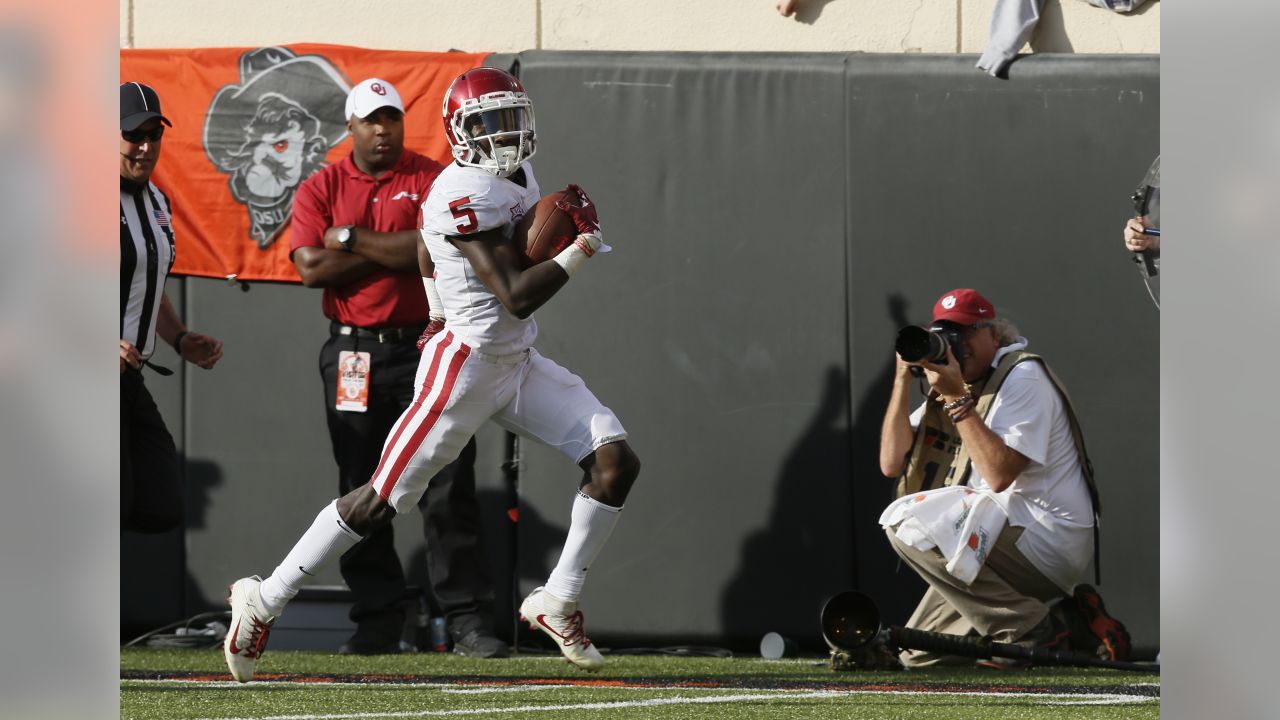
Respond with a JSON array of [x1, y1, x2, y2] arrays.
[[552, 184, 611, 276]]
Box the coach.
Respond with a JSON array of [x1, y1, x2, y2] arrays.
[[120, 82, 224, 533], [877, 288, 1113, 667], [289, 78, 504, 657]]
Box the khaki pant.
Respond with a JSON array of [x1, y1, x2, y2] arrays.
[[885, 523, 1064, 667]]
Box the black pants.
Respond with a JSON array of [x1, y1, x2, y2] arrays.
[[121, 367, 182, 533], [320, 331, 494, 643]]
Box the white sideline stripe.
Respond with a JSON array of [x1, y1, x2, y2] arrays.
[[185, 691, 849, 720], [162, 688, 1156, 720]]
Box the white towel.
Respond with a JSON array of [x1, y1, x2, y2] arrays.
[[880, 486, 1009, 585]]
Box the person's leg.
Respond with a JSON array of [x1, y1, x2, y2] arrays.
[[981, 527, 1064, 605], [416, 436, 507, 657], [320, 336, 413, 653], [228, 333, 495, 682], [885, 523, 1052, 644], [495, 350, 638, 670], [121, 372, 136, 529], [543, 441, 640, 601], [121, 370, 183, 533], [897, 586, 976, 667], [226, 488, 371, 683]]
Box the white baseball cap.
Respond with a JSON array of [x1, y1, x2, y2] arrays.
[[345, 78, 405, 119]]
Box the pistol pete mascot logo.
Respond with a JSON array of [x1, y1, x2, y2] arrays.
[[203, 47, 350, 249]]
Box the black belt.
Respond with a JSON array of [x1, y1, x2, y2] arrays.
[[330, 321, 426, 344]]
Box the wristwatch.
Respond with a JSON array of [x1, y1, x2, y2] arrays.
[[336, 225, 356, 251]]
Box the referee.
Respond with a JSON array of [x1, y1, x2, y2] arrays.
[[120, 81, 224, 533]]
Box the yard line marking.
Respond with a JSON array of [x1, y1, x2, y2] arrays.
[[182, 688, 1155, 720]]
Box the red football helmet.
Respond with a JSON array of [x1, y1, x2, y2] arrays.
[[442, 68, 536, 178]]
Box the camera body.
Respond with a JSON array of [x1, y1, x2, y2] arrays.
[[895, 323, 965, 376]]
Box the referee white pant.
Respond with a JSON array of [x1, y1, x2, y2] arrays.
[[370, 331, 627, 513]]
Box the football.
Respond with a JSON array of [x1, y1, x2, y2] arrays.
[[515, 190, 579, 266]]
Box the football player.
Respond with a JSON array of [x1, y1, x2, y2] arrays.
[[225, 67, 639, 680]]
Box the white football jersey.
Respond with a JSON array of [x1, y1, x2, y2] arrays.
[[421, 161, 542, 354]]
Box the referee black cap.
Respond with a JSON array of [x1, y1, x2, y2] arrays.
[[120, 81, 172, 131]]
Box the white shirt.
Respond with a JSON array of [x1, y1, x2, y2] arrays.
[[420, 162, 541, 355], [910, 338, 1094, 592]]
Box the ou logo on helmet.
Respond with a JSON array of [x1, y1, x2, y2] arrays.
[[941, 295, 957, 310], [370, 82, 387, 96]]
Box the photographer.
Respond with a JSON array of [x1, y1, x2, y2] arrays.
[[877, 289, 1113, 668]]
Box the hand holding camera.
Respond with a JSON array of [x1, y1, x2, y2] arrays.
[[894, 324, 967, 399], [916, 344, 968, 400]]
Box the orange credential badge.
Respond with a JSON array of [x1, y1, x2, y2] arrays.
[[336, 351, 371, 413]]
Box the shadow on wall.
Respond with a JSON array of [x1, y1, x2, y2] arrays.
[[789, 0, 840, 26], [719, 365, 852, 650], [122, 456, 224, 639], [183, 458, 225, 614], [847, 293, 926, 626]]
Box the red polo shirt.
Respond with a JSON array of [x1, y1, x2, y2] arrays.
[[291, 150, 443, 328]]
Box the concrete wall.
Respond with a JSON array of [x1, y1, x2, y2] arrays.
[[120, 0, 1159, 54]]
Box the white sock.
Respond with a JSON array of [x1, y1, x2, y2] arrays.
[[544, 491, 622, 602], [258, 500, 363, 615]]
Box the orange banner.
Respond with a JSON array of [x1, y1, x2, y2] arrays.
[[121, 44, 489, 283]]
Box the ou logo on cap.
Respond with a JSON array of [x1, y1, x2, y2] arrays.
[[941, 295, 957, 309], [370, 82, 387, 96]]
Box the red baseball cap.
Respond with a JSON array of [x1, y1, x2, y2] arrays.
[[932, 288, 995, 325]]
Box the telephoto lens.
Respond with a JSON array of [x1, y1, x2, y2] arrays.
[[895, 326, 948, 363]]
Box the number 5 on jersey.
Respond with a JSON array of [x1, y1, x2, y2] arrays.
[[449, 196, 478, 234]]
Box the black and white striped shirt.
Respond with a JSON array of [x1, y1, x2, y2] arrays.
[[120, 177, 176, 361]]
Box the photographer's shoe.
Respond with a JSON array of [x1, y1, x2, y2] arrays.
[[1073, 584, 1131, 661], [519, 586, 603, 671], [224, 576, 277, 683]]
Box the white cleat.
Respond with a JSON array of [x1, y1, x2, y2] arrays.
[[519, 586, 604, 672], [224, 576, 277, 683]]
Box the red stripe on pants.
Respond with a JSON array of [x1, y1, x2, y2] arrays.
[[376, 336, 471, 502], [369, 332, 453, 490]]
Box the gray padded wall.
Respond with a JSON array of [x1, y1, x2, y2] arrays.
[[511, 51, 1158, 650], [510, 53, 854, 647], [841, 56, 1159, 645], [130, 51, 1159, 654]]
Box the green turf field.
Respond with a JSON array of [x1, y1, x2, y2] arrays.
[[121, 647, 1159, 719]]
